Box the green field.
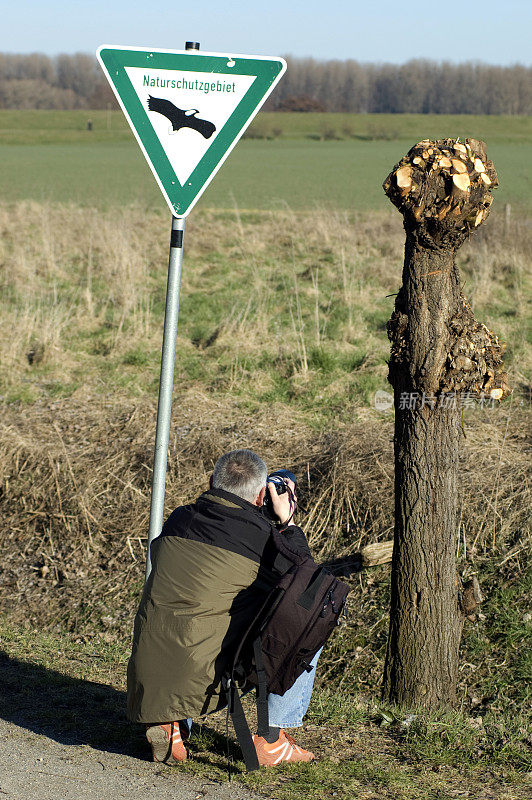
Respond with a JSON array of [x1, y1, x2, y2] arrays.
[[2, 110, 531, 144], [1, 110, 530, 211]]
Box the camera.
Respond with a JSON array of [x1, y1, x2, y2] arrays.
[[262, 469, 297, 521]]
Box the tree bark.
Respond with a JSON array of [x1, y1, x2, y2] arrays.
[[381, 138, 508, 708]]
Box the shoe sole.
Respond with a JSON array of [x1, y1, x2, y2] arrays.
[[146, 726, 187, 764]]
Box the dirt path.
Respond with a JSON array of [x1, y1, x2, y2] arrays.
[[0, 718, 263, 800]]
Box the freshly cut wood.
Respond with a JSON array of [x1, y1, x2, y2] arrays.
[[474, 209, 485, 227], [473, 158, 485, 173], [490, 388, 503, 400], [360, 540, 394, 567], [383, 136, 497, 231], [452, 172, 471, 195], [396, 165, 413, 189], [451, 158, 467, 174]]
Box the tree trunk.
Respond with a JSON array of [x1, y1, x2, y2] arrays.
[[381, 138, 508, 708], [384, 236, 463, 705]]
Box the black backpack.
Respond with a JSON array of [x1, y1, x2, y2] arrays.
[[222, 529, 350, 771]]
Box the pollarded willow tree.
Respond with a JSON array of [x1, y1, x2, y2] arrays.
[[382, 138, 511, 707]]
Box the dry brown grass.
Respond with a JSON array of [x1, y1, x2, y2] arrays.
[[0, 389, 390, 627], [0, 391, 528, 657]]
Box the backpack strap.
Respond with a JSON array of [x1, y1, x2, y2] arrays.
[[221, 634, 271, 771], [253, 636, 270, 738], [223, 677, 260, 772], [297, 567, 329, 610], [271, 527, 308, 565]]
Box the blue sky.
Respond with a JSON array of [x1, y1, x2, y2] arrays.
[[3, 0, 531, 64]]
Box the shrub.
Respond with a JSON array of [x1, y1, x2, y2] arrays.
[[276, 95, 326, 112]]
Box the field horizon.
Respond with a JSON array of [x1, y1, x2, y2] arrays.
[[0, 110, 530, 211]]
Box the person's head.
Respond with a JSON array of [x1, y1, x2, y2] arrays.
[[211, 449, 267, 505]]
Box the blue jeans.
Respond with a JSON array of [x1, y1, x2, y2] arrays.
[[267, 648, 321, 728], [182, 648, 321, 733]]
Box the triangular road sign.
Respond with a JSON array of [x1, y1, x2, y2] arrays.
[[97, 46, 286, 217]]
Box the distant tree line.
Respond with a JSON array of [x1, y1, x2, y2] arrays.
[[0, 52, 530, 114], [0, 53, 116, 110], [266, 58, 532, 114]]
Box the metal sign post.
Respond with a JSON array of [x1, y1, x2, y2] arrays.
[[145, 41, 198, 578], [146, 41, 199, 579], [145, 215, 185, 578], [96, 40, 286, 579]]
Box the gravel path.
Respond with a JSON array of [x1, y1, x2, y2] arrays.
[[0, 719, 263, 800]]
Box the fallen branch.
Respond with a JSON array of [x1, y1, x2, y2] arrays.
[[323, 539, 394, 576]]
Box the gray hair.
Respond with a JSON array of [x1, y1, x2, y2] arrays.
[[212, 449, 267, 503]]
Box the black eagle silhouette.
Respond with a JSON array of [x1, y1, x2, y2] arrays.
[[147, 96, 216, 139]]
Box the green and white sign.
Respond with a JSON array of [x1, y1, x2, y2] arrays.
[[97, 46, 286, 217]]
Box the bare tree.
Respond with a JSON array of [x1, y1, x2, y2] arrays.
[[55, 53, 99, 100], [0, 52, 531, 112]]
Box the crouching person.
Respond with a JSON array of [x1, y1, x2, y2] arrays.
[[127, 449, 317, 767]]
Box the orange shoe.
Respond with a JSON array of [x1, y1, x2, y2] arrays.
[[253, 729, 315, 766], [146, 721, 188, 764]]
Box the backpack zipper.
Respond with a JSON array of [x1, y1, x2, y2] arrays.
[[320, 585, 337, 617]]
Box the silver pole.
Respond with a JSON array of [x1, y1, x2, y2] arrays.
[[145, 215, 185, 579], [144, 39, 199, 580]]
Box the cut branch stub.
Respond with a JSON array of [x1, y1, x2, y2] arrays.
[[451, 172, 471, 199], [396, 165, 413, 189], [383, 137, 498, 246], [460, 576, 485, 619], [384, 137, 510, 401], [442, 298, 510, 397]]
